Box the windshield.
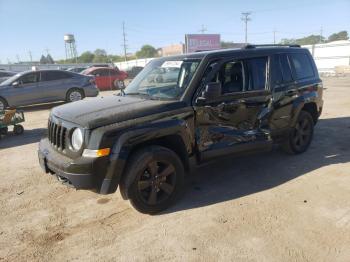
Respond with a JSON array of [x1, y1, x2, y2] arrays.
[[0, 73, 21, 86], [124, 58, 200, 100]]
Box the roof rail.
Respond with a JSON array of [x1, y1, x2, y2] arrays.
[[244, 44, 301, 49]]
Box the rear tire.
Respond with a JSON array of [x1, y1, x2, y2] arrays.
[[281, 110, 314, 154], [66, 89, 85, 102], [121, 146, 185, 214], [0, 98, 8, 111], [13, 125, 24, 135]]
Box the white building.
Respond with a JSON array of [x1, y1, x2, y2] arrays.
[[302, 40, 350, 73]]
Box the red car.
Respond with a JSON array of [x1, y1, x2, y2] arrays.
[[82, 67, 128, 91]]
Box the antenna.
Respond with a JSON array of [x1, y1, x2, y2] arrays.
[[241, 12, 252, 44]]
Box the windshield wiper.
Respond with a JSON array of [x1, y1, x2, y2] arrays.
[[125, 92, 157, 99]]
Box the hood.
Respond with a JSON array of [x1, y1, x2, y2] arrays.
[[51, 95, 186, 129]]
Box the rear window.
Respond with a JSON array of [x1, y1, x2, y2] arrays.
[[289, 53, 314, 80]]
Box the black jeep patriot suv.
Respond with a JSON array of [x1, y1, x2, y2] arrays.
[[38, 45, 323, 214]]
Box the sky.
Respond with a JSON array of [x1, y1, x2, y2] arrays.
[[0, 0, 349, 63]]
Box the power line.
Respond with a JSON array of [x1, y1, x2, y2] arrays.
[[122, 21, 128, 62], [241, 12, 252, 44]]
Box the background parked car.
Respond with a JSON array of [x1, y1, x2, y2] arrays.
[[146, 67, 180, 83], [0, 70, 16, 83], [0, 70, 99, 110], [126, 66, 144, 79], [81, 67, 128, 90], [66, 67, 88, 73]]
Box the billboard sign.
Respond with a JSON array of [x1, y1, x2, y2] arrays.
[[185, 34, 221, 53]]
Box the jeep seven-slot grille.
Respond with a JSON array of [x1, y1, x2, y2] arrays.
[[48, 120, 67, 150]]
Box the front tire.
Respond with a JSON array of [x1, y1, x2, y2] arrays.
[[66, 89, 85, 102], [121, 146, 185, 214], [281, 110, 314, 154]]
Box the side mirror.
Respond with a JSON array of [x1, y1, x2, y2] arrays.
[[196, 82, 221, 105], [12, 81, 19, 87]]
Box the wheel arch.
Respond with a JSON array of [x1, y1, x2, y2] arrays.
[[118, 133, 191, 200], [301, 102, 318, 124], [96, 117, 195, 197], [291, 96, 319, 127]]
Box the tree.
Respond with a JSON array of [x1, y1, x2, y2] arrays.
[[328, 31, 349, 42], [280, 35, 324, 45], [136, 45, 157, 58], [78, 51, 95, 63], [93, 49, 108, 63], [46, 54, 54, 64], [40, 55, 48, 64]]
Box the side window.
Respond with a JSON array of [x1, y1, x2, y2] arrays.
[[272, 55, 283, 85], [108, 69, 117, 76], [19, 72, 39, 84], [289, 53, 314, 80], [93, 69, 104, 76], [279, 54, 293, 82], [55, 71, 73, 79], [216, 61, 245, 94], [41, 71, 58, 81], [245, 57, 268, 91]]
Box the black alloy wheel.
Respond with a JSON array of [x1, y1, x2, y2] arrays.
[[122, 146, 185, 214], [137, 160, 177, 206], [281, 110, 314, 154]]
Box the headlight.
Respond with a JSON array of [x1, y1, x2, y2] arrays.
[[71, 128, 83, 151]]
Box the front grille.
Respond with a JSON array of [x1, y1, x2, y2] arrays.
[[48, 120, 67, 151]]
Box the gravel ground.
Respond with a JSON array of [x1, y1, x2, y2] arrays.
[[0, 78, 350, 262]]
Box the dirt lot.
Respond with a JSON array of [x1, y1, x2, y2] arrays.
[[0, 77, 350, 262]]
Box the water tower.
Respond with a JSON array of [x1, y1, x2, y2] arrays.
[[64, 34, 78, 62]]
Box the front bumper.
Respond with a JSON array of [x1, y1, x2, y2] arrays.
[[38, 138, 102, 190], [38, 137, 126, 194]]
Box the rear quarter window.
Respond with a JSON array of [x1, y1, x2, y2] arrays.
[[289, 53, 314, 80]]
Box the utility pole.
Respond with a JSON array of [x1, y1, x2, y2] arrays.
[[28, 51, 33, 63], [199, 24, 207, 34], [273, 29, 277, 44], [241, 12, 251, 44], [319, 27, 323, 44], [122, 21, 128, 62]]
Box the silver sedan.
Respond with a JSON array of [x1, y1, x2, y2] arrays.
[[0, 70, 99, 110]]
